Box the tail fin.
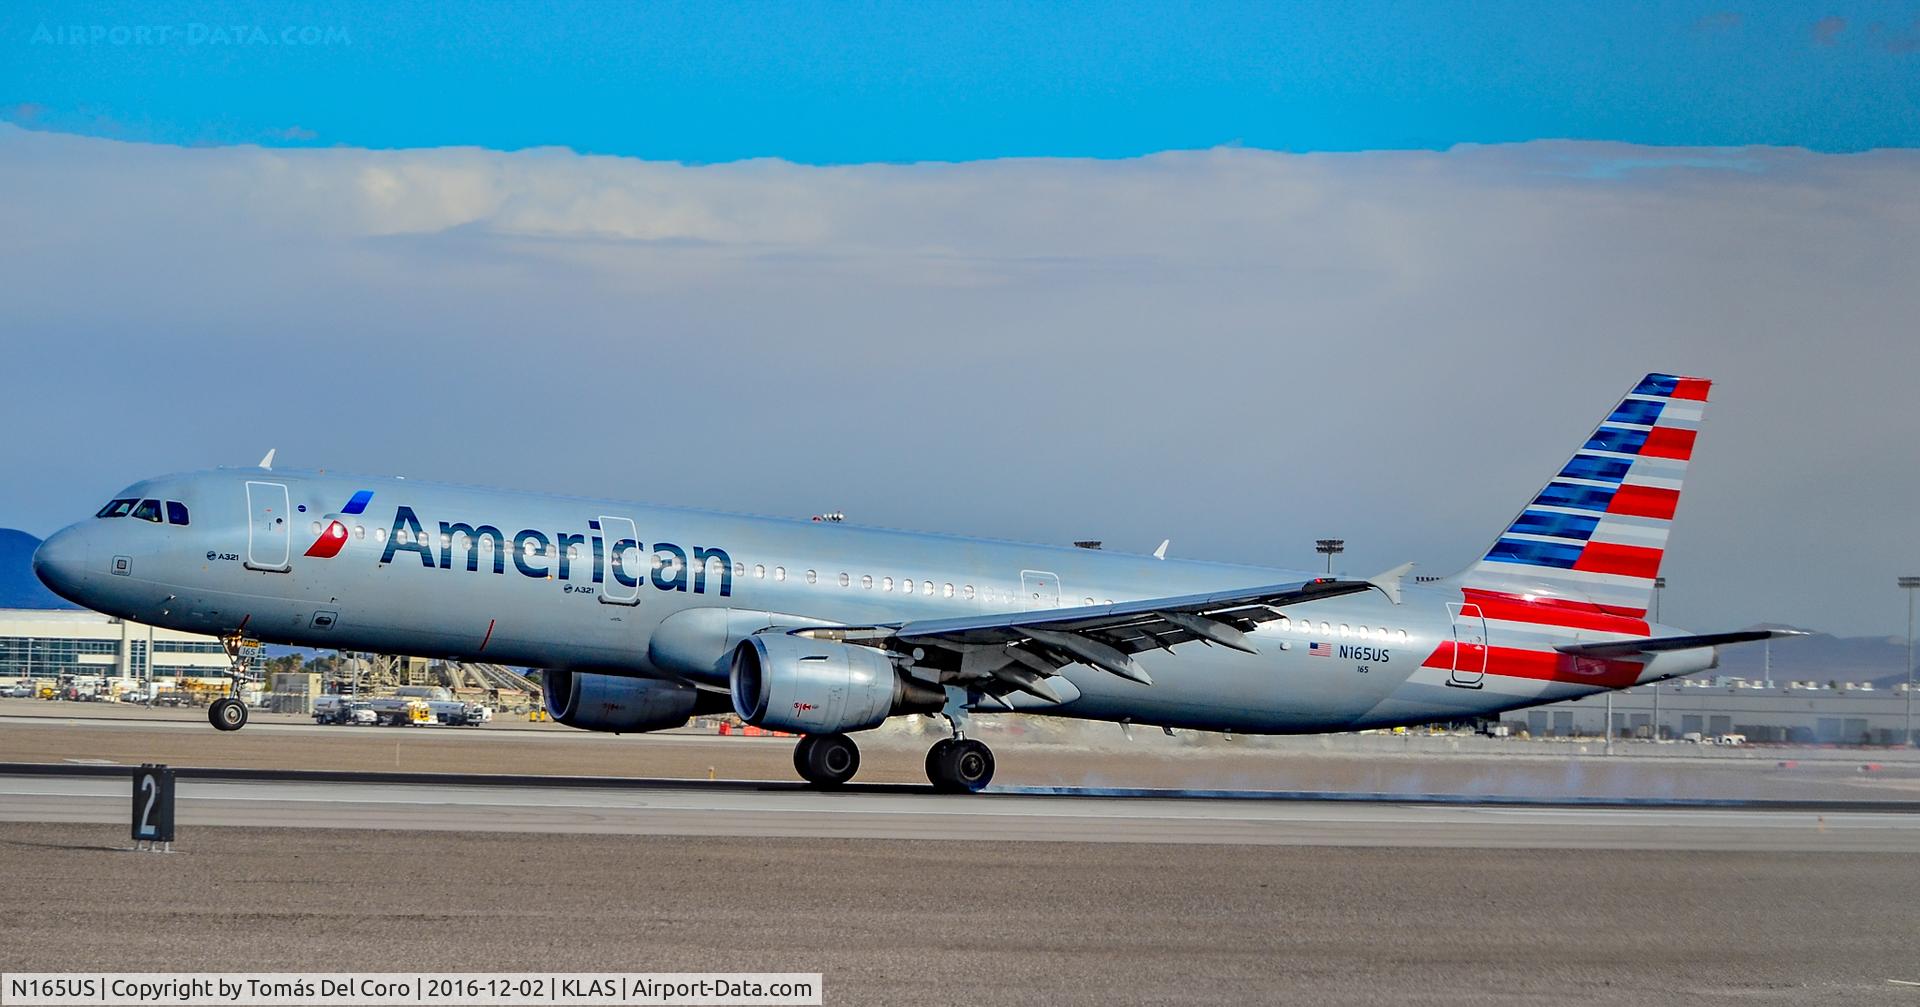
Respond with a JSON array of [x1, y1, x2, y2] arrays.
[[1454, 373, 1711, 618]]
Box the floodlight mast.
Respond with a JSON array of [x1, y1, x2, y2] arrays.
[[1900, 576, 1919, 748]]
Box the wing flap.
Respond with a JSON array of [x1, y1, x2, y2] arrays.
[[891, 577, 1376, 649]]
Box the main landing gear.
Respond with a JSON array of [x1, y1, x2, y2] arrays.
[[791, 695, 996, 792], [788, 730, 996, 792], [926, 737, 994, 793], [925, 695, 994, 792], [208, 629, 254, 733], [793, 733, 862, 787]]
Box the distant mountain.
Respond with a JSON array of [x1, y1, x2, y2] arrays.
[[1713, 623, 1912, 688], [0, 529, 80, 609]]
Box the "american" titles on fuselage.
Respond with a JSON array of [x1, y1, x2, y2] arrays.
[[377, 505, 734, 596]]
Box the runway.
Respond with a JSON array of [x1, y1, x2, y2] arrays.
[[7, 702, 1919, 803], [4, 772, 1917, 850], [5, 770, 1919, 1003]]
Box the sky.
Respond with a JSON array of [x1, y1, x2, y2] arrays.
[[3, 2, 1920, 160], [0, 2, 1917, 638]]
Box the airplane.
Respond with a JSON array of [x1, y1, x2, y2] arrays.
[[32, 372, 1795, 792]]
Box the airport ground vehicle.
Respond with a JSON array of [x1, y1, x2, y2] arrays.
[[427, 700, 492, 725], [366, 696, 432, 726], [1, 683, 31, 699], [312, 696, 379, 725]]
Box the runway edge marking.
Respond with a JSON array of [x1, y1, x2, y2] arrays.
[[2, 763, 1917, 813]]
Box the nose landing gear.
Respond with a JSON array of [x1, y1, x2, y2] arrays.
[[208, 629, 256, 732], [208, 697, 248, 731]]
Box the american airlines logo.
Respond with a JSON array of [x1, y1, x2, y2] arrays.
[[373, 504, 734, 597], [303, 490, 373, 559]]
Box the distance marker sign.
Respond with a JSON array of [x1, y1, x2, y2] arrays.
[[131, 764, 175, 845]]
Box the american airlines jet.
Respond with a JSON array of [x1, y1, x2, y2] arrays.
[[33, 373, 1790, 791]]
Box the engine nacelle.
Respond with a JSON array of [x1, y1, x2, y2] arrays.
[[543, 669, 729, 734], [729, 634, 944, 734]]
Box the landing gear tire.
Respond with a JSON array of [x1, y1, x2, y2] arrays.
[[795, 733, 860, 787], [927, 738, 994, 793], [792, 735, 818, 779], [209, 697, 248, 732], [925, 738, 955, 783]]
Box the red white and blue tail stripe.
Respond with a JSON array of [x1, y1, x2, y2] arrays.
[[1459, 373, 1709, 619]]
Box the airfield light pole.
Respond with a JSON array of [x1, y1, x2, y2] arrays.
[[1651, 577, 1667, 741], [1901, 576, 1919, 748], [1316, 539, 1345, 575]]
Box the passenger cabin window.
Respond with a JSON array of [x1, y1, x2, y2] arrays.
[[96, 499, 138, 518], [165, 502, 189, 526], [131, 499, 164, 523]]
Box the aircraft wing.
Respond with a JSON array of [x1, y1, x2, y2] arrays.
[[815, 577, 1377, 698], [1555, 629, 1807, 659]]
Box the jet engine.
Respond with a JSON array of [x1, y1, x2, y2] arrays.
[[542, 669, 730, 734], [729, 634, 944, 734]]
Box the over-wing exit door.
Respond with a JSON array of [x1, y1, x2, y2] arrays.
[[1021, 570, 1060, 610]]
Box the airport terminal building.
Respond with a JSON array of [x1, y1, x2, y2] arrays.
[[0, 608, 228, 684], [1510, 680, 1915, 746]]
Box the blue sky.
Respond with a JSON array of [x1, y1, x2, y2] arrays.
[[3, 1, 1918, 161]]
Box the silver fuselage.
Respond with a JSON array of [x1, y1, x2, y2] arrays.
[[32, 467, 1714, 733]]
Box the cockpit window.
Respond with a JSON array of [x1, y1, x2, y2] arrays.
[[131, 499, 163, 523], [165, 502, 190, 526], [96, 499, 137, 519]]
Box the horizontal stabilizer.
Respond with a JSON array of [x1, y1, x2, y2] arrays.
[[1556, 629, 1806, 659]]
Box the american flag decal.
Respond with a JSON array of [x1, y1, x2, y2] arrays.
[[1308, 641, 1333, 658]]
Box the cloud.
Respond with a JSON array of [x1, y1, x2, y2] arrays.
[[1874, 18, 1920, 53], [1692, 11, 1742, 33], [0, 126, 1916, 637]]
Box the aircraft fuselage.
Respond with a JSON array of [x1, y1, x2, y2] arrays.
[[33, 466, 1712, 734]]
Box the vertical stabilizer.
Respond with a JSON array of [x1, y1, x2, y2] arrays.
[[1453, 373, 1710, 617]]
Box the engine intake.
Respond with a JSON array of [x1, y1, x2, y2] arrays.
[[730, 634, 944, 734], [543, 669, 730, 734]]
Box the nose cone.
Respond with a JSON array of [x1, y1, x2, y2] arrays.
[[32, 526, 92, 605]]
